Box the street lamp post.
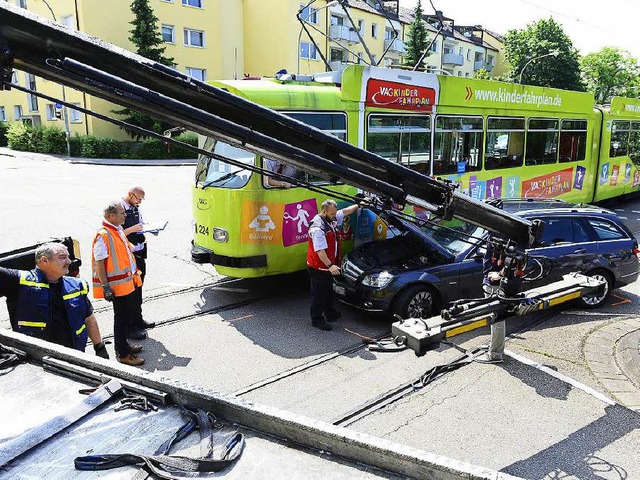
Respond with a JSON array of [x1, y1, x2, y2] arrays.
[[518, 51, 560, 84]]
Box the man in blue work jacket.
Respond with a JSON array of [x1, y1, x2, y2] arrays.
[[0, 242, 109, 358]]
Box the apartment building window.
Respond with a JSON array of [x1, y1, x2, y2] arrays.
[[16, 0, 27, 8], [371, 23, 378, 38], [46, 104, 57, 121], [27, 74, 38, 112], [11, 71, 18, 85], [185, 67, 206, 81], [182, 0, 202, 7], [330, 48, 346, 63], [0, 106, 6, 122], [458, 47, 464, 56], [61, 15, 75, 28], [299, 4, 318, 23], [358, 19, 364, 32], [357, 52, 364, 64], [14, 105, 23, 120], [184, 28, 205, 47], [430, 42, 438, 53], [69, 103, 83, 123], [299, 41, 318, 60], [162, 25, 175, 43], [487, 54, 495, 66], [467, 49, 471, 61], [330, 14, 344, 26]]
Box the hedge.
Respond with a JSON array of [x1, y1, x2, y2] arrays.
[[5, 123, 198, 159], [0, 122, 8, 147]]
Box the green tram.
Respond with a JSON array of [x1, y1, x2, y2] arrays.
[[192, 65, 640, 278]]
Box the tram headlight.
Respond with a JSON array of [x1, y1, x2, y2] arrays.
[[362, 271, 394, 288], [213, 227, 229, 243]]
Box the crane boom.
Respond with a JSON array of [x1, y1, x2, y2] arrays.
[[0, 3, 538, 246]]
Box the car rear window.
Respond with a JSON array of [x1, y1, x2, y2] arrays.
[[587, 218, 627, 240]]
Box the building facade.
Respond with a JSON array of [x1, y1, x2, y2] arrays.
[[0, 0, 505, 140]]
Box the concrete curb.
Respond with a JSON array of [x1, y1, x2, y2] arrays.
[[583, 318, 640, 411], [0, 329, 522, 480]]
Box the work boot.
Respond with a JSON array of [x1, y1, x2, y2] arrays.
[[140, 321, 156, 329], [312, 321, 332, 331], [118, 353, 145, 366], [325, 311, 342, 322], [127, 330, 148, 340], [128, 344, 143, 354], [475, 352, 503, 364]]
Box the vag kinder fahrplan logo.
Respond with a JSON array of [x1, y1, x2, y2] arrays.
[[197, 198, 210, 211]]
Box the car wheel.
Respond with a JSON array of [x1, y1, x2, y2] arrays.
[[578, 270, 613, 308], [393, 285, 437, 319]]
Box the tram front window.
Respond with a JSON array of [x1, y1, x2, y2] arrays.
[[196, 138, 254, 189]]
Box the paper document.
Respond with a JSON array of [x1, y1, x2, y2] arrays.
[[141, 221, 168, 234]]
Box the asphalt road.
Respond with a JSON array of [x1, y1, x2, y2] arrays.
[[1, 148, 639, 479]]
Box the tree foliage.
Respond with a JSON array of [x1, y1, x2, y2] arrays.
[[403, 0, 430, 69], [503, 18, 584, 91], [114, 0, 175, 140], [581, 47, 640, 103]]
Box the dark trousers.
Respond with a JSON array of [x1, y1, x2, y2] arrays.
[[307, 267, 338, 324], [113, 291, 137, 357], [129, 255, 146, 332]]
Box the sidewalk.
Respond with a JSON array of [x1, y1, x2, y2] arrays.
[[583, 317, 640, 411], [0, 147, 197, 166]]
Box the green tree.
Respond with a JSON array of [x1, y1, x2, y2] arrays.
[[581, 47, 640, 103], [403, 0, 430, 69], [504, 18, 585, 91], [473, 68, 491, 80], [114, 0, 175, 140]]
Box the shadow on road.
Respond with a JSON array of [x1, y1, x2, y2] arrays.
[[502, 403, 640, 479]]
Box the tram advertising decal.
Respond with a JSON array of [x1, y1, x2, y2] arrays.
[[242, 200, 284, 244], [366, 79, 435, 111], [282, 199, 317, 247], [521, 167, 573, 198]]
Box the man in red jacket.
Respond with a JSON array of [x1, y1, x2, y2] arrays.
[[306, 199, 360, 331]]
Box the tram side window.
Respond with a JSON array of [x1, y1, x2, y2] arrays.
[[433, 116, 483, 175], [525, 118, 558, 166], [485, 117, 525, 170], [367, 114, 431, 174], [559, 119, 588, 163], [628, 122, 640, 163], [609, 120, 630, 158], [279, 111, 348, 185], [195, 138, 254, 189]]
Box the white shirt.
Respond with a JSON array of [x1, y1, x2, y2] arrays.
[[93, 220, 137, 274], [309, 211, 344, 254], [265, 158, 297, 179]]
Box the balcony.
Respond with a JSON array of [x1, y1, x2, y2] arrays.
[[329, 25, 360, 43], [384, 38, 406, 54], [474, 60, 494, 72], [442, 53, 464, 66]]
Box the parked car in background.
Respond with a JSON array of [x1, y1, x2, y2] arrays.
[[333, 199, 640, 319]]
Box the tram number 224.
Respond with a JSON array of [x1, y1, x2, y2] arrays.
[[195, 223, 210, 236]]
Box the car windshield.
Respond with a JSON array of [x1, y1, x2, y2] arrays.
[[420, 218, 486, 255]]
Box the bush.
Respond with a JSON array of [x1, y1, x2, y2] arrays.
[[6, 122, 30, 151], [39, 126, 67, 154], [0, 122, 8, 147], [125, 133, 198, 159], [78, 136, 122, 158]]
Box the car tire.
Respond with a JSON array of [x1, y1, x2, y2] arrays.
[[578, 269, 613, 309], [393, 285, 437, 320]]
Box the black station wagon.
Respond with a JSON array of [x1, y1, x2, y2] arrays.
[[333, 200, 640, 319]]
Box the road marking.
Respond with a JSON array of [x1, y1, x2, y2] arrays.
[[562, 311, 631, 316], [615, 208, 625, 212], [226, 314, 254, 322], [505, 349, 615, 405], [618, 216, 628, 220], [610, 293, 632, 306], [632, 210, 640, 214]]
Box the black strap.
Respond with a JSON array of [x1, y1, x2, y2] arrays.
[[0, 343, 27, 371], [75, 408, 244, 479]]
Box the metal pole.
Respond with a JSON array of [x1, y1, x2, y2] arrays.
[[61, 86, 71, 157], [518, 51, 559, 84]]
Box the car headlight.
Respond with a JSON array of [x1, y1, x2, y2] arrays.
[[362, 271, 394, 288], [213, 227, 228, 243]]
